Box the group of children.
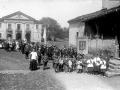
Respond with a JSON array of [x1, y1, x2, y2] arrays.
[[52, 54, 107, 76]]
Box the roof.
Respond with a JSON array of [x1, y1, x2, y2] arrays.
[[2, 11, 35, 20], [68, 5, 120, 23], [34, 20, 42, 24], [0, 18, 4, 22]]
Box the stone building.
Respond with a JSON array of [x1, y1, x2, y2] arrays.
[[0, 11, 42, 42], [68, 0, 120, 46]]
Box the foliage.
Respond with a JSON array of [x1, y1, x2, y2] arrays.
[[39, 17, 69, 41]]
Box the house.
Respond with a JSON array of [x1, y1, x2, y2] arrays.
[[68, 0, 120, 46], [0, 11, 42, 42]]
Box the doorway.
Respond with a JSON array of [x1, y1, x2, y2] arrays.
[[7, 34, 12, 38], [16, 33, 21, 40], [25, 33, 31, 43]]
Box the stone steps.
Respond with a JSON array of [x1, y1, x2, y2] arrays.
[[109, 59, 120, 66], [105, 71, 120, 77], [109, 63, 120, 69], [108, 67, 120, 73], [106, 58, 120, 77]]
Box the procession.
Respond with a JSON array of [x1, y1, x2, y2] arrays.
[[1, 37, 108, 76]]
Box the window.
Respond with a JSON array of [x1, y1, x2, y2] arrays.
[[36, 25, 38, 29], [26, 24, 30, 29], [76, 32, 79, 37], [79, 41, 86, 50], [0, 33, 1, 38], [17, 24, 21, 30], [0, 23, 1, 28], [8, 24, 11, 29]]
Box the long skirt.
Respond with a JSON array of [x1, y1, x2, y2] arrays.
[[100, 69, 106, 72], [87, 67, 93, 72], [63, 64, 68, 72], [30, 60, 37, 71], [94, 65, 100, 72]]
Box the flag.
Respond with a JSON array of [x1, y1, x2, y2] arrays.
[[43, 27, 46, 44]]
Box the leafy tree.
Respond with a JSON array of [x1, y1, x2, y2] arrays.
[[39, 17, 69, 41]]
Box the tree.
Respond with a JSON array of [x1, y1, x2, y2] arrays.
[[39, 17, 69, 41]]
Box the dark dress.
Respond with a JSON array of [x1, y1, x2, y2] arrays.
[[30, 59, 37, 70]]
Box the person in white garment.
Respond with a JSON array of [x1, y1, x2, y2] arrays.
[[15, 40, 19, 51], [29, 48, 38, 71], [87, 59, 94, 74], [68, 57, 73, 72], [76, 58, 83, 73], [59, 56, 64, 72], [93, 56, 101, 74]]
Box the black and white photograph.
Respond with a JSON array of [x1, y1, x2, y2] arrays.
[[0, 0, 120, 90]]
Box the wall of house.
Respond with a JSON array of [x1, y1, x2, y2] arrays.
[[0, 22, 7, 39], [102, 0, 120, 9], [0, 21, 42, 42], [32, 24, 42, 42], [69, 22, 85, 46]]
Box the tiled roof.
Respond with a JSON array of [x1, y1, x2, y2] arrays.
[[2, 11, 35, 20], [68, 5, 120, 23]]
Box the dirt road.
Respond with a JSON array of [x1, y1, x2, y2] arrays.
[[55, 72, 115, 90], [0, 49, 120, 90]]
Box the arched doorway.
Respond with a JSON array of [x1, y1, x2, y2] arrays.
[[16, 33, 21, 40], [25, 33, 31, 43], [7, 34, 12, 38]]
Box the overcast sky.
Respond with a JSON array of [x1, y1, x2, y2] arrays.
[[0, 0, 102, 27]]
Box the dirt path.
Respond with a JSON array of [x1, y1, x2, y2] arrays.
[[0, 49, 120, 90], [55, 72, 116, 90]]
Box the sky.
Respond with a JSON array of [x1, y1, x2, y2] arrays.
[[0, 0, 102, 27]]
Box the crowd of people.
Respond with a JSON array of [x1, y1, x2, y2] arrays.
[[2, 37, 108, 76]]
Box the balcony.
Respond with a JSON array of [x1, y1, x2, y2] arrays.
[[6, 28, 13, 32], [16, 28, 22, 32], [26, 28, 31, 33]]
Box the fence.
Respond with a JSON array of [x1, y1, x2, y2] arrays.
[[88, 39, 115, 49]]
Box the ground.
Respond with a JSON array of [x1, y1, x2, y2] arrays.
[[0, 49, 120, 90]]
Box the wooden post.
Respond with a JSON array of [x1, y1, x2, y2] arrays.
[[101, 34, 103, 54], [89, 34, 92, 54], [115, 36, 119, 58]]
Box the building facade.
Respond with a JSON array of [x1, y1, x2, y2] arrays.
[[68, 0, 120, 46], [0, 11, 42, 42]]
